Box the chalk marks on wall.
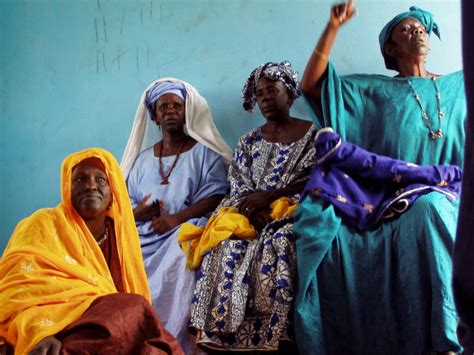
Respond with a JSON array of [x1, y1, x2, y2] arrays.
[[120, 9, 125, 34], [94, 18, 98, 43], [94, 0, 168, 75], [94, 16, 108, 44], [136, 47, 139, 73], [110, 46, 127, 71], [102, 16, 108, 42], [95, 51, 107, 73]]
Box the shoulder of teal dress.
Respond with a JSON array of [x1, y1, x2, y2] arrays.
[[439, 70, 465, 85]]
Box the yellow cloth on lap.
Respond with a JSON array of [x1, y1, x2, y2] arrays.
[[178, 197, 298, 270], [178, 207, 256, 270], [269, 197, 298, 220], [0, 148, 151, 354]]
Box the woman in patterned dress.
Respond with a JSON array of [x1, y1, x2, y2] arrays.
[[189, 61, 317, 351]]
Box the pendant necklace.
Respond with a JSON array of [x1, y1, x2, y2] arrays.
[[158, 138, 187, 185], [405, 76, 445, 140]]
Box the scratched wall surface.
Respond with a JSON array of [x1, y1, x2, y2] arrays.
[[0, 0, 462, 251]]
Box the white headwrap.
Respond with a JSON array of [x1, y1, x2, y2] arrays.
[[120, 77, 233, 178]]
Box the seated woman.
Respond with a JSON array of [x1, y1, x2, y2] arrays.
[[295, 2, 465, 354], [189, 61, 317, 351], [120, 79, 232, 354], [0, 148, 182, 354]]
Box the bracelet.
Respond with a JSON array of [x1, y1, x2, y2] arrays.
[[314, 49, 329, 61]]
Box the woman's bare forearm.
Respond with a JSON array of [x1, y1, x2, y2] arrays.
[[300, 23, 340, 100], [300, 1, 356, 101]]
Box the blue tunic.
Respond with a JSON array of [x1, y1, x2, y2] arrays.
[[127, 143, 228, 354], [294, 64, 466, 354]]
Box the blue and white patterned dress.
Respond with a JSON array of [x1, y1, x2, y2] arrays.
[[189, 124, 316, 350]]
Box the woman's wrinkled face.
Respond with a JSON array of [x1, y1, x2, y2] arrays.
[[387, 18, 430, 60], [255, 77, 292, 120], [153, 93, 186, 133], [71, 158, 112, 221]]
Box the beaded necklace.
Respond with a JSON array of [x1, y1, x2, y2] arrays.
[[97, 218, 111, 246], [405, 76, 445, 140], [158, 139, 187, 185]]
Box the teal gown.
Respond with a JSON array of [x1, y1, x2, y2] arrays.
[[294, 63, 466, 354]]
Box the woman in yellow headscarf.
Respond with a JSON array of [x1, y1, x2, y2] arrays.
[[0, 148, 183, 354]]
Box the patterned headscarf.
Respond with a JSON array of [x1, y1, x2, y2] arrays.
[[379, 6, 441, 70], [145, 81, 187, 120], [242, 61, 301, 112]]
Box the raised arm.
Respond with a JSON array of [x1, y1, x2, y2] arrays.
[[300, 0, 356, 101]]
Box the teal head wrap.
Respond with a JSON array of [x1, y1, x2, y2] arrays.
[[379, 6, 441, 70]]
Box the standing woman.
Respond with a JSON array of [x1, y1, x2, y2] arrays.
[[121, 79, 232, 354], [300, 0, 464, 165], [295, 1, 465, 354], [190, 61, 317, 351]]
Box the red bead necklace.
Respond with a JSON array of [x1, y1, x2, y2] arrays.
[[158, 138, 187, 185]]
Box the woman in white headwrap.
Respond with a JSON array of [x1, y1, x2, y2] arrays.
[[121, 78, 232, 354]]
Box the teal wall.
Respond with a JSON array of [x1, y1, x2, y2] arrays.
[[0, 0, 462, 252]]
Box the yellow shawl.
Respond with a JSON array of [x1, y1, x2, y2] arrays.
[[0, 148, 150, 354]]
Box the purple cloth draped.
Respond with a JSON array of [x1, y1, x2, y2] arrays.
[[303, 129, 462, 230]]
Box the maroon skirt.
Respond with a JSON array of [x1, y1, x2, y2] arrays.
[[2, 293, 184, 355]]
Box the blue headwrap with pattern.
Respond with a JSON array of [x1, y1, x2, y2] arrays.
[[242, 61, 301, 112], [145, 81, 187, 120], [379, 6, 441, 70]]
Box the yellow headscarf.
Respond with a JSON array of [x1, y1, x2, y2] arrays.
[[0, 148, 150, 354]]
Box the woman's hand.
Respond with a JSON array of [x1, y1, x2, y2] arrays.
[[249, 209, 273, 232], [150, 214, 180, 234], [28, 336, 61, 355], [133, 194, 161, 222], [239, 191, 275, 231], [329, 0, 356, 30], [238, 190, 276, 216]]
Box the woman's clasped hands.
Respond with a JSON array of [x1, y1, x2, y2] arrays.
[[238, 190, 276, 232], [133, 194, 180, 234]]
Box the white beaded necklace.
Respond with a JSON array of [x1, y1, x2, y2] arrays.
[[405, 76, 445, 140], [97, 219, 111, 246]]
